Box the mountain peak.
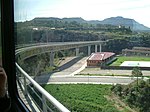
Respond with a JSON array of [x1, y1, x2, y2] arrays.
[[115, 16, 125, 19], [63, 17, 83, 19], [32, 16, 150, 31], [62, 17, 86, 23], [102, 16, 150, 31]]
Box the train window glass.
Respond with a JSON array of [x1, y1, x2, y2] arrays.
[[14, 0, 150, 112], [14, 1, 34, 111], [0, 5, 1, 66], [14, 1, 70, 111]]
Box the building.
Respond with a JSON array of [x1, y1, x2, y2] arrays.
[[87, 52, 115, 66], [122, 47, 150, 56]]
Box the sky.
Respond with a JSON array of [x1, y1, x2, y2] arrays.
[[14, 0, 150, 27]]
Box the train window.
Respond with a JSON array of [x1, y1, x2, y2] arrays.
[[14, 0, 150, 112], [0, 3, 1, 66], [14, 1, 70, 112]]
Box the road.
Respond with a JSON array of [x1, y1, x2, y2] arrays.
[[34, 56, 149, 85], [37, 76, 136, 85], [16, 41, 104, 54], [80, 68, 150, 76]]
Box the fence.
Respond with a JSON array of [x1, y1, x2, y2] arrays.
[[16, 63, 70, 112]]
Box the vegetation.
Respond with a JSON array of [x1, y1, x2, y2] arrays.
[[131, 67, 143, 88], [43, 84, 120, 112], [16, 18, 150, 112], [22, 53, 53, 76], [16, 19, 150, 55], [111, 79, 150, 112], [20, 49, 76, 76], [103, 38, 130, 54], [110, 56, 150, 66], [21, 53, 60, 76]]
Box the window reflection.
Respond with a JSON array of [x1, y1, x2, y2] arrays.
[[0, 2, 2, 66]]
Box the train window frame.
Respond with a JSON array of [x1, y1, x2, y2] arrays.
[[1, 0, 30, 111]]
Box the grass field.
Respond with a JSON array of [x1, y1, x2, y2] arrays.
[[43, 84, 128, 112], [110, 56, 150, 66]]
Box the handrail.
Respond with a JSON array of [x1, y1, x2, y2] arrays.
[[16, 63, 70, 112]]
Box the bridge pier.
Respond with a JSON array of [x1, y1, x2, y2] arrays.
[[17, 41, 105, 64], [88, 45, 91, 55], [76, 48, 79, 56], [50, 51, 55, 67], [99, 44, 102, 52], [95, 45, 97, 53]]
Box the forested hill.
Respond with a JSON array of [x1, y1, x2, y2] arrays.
[[100, 16, 150, 31], [16, 16, 150, 54], [32, 16, 150, 32]]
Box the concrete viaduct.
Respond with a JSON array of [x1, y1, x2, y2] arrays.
[[16, 41, 105, 66]]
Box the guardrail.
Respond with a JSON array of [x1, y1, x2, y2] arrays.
[[16, 63, 70, 112]]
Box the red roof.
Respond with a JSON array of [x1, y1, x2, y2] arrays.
[[88, 52, 115, 61]]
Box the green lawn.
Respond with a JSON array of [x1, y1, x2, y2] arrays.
[[43, 84, 120, 112], [110, 56, 150, 66]]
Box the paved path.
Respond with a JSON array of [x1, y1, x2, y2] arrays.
[[80, 68, 150, 76], [46, 76, 136, 85], [35, 56, 147, 85], [52, 57, 87, 77], [35, 56, 87, 83]]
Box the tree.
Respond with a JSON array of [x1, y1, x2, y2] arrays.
[[131, 67, 143, 89], [112, 84, 123, 96]]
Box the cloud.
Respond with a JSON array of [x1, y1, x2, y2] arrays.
[[14, 0, 150, 27]]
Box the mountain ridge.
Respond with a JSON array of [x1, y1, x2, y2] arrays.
[[33, 16, 150, 31]]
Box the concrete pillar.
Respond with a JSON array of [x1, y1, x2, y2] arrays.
[[76, 48, 79, 56], [88, 45, 91, 55], [95, 45, 97, 53], [99, 44, 102, 52], [50, 51, 55, 66]]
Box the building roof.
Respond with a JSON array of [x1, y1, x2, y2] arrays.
[[88, 52, 115, 61], [133, 47, 150, 51], [122, 49, 150, 54]]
